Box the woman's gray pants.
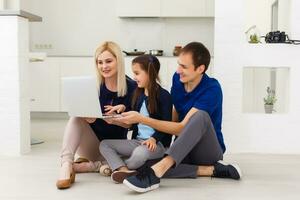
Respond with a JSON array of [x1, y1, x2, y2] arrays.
[[146, 110, 224, 178]]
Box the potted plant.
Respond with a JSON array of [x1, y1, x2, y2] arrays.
[[245, 25, 261, 43], [249, 34, 260, 43], [263, 87, 277, 114]]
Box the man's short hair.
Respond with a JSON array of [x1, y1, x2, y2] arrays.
[[181, 42, 211, 73]]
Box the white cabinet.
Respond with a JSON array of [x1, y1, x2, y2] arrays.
[[124, 57, 135, 79], [117, 0, 161, 17], [60, 57, 95, 111], [161, 0, 205, 17], [205, 0, 215, 17], [29, 56, 214, 112], [29, 57, 95, 112], [159, 57, 177, 91], [29, 58, 60, 112], [117, 0, 214, 17]]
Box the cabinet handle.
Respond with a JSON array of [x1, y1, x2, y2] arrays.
[[30, 98, 36, 102]]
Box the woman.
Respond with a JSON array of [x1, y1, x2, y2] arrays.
[[56, 41, 136, 189]]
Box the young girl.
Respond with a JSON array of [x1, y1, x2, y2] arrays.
[[99, 55, 172, 183]]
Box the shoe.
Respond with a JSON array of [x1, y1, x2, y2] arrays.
[[56, 162, 76, 189], [123, 167, 160, 193], [99, 164, 112, 176], [111, 170, 138, 184], [212, 161, 242, 180]]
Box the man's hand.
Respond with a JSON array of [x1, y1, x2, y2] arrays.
[[142, 137, 157, 152], [103, 118, 131, 128], [83, 118, 96, 124], [116, 111, 142, 125], [104, 104, 126, 115]]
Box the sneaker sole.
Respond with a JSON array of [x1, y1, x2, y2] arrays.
[[123, 179, 159, 193]]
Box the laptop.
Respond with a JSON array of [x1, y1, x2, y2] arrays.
[[62, 76, 122, 119]]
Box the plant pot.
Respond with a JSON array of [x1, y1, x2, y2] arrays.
[[264, 104, 274, 114]]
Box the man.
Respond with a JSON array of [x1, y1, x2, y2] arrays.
[[117, 42, 241, 193]]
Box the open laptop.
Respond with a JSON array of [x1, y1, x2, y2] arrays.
[[62, 76, 122, 119]]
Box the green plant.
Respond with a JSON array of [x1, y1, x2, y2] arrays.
[[263, 87, 277, 105], [249, 34, 260, 43]]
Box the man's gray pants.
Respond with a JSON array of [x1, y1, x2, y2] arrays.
[[152, 110, 224, 178]]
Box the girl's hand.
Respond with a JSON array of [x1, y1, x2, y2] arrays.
[[142, 137, 157, 152], [83, 118, 96, 124], [104, 104, 126, 115], [116, 111, 142, 125]]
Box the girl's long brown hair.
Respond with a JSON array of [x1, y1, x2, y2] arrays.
[[131, 55, 160, 114]]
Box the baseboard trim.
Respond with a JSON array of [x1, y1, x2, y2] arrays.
[[30, 112, 69, 119]]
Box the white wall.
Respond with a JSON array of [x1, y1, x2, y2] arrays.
[[245, 0, 272, 36], [278, 0, 291, 35], [245, 0, 292, 37], [25, 0, 214, 56], [215, 0, 300, 154]]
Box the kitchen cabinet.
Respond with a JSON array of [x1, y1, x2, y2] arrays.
[[29, 58, 60, 112], [117, 0, 214, 17], [117, 0, 161, 17], [29, 56, 213, 112], [124, 57, 135, 79], [205, 0, 215, 17], [59, 57, 95, 111]]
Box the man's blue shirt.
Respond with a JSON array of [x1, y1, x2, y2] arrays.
[[171, 73, 225, 152]]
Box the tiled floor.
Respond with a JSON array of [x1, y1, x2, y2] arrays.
[[0, 118, 300, 200]]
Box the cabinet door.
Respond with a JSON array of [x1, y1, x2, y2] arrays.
[[60, 57, 95, 111], [124, 57, 134, 79], [29, 58, 60, 112], [165, 58, 178, 91], [161, 0, 206, 17], [117, 0, 160, 17], [205, 0, 215, 17]]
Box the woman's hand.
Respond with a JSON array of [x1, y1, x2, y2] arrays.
[[104, 104, 126, 115], [117, 111, 143, 125], [142, 137, 157, 152], [83, 118, 96, 124]]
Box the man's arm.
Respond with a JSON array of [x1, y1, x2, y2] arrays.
[[120, 107, 199, 136]]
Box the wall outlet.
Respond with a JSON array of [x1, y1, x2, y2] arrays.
[[34, 44, 53, 49]]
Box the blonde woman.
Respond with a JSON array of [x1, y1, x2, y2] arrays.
[[56, 41, 136, 189]]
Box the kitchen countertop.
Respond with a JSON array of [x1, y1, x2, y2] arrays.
[[0, 10, 42, 22], [47, 55, 214, 58], [48, 55, 178, 58]]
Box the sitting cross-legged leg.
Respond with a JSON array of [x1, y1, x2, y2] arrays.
[[124, 111, 241, 192]]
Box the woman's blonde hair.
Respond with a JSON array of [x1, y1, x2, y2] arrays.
[[94, 41, 127, 97]]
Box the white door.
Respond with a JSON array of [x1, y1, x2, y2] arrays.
[[29, 58, 60, 112], [59, 57, 95, 111]]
